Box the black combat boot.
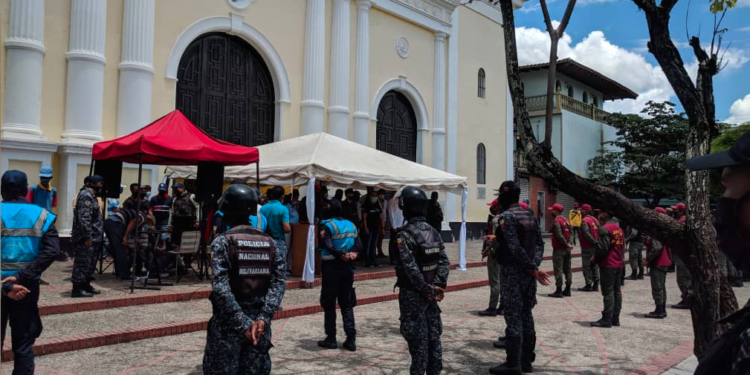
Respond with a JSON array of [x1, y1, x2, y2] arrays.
[[489, 337, 522, 375], [671, 299, 691, 309], [644, 304, 664, 319], [637, 268, 644, 279], [343, 336, 356, 352], [84, 282, 101, 295], [520, 334, 536, 373], [592, 281, 599, 292], [661, 304, 668, 318], [590, 313, 612, 328], [547, 287, 563, 298], [71, 283, 94, 298], [317, 336, 337, 349], [562, 285, 571, 297], [497, 305, 505, 316], [479, 308, 498, 317], [578, 284, 592, 292], [628, 270, 638, 280], [493, 336, 507, 349], [611, 311, 621, 327]]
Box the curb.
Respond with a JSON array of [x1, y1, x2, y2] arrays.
[[2, 276, 495, 362], [38, 254, 581, 317]]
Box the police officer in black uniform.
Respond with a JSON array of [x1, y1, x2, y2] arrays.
[[485, 181, 550, 375], [395, 186, 450, 375], [203, 184, 286, 375], [317, 199, 363, 351]]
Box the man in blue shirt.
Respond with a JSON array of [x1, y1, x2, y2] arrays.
[[259, 186, 291, 273], [26, 165, 57, 212]]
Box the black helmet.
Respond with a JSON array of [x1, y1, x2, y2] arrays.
[[399, 186, 428, 219], [219, 184, 258, 218], [496, 180, 521, 209]]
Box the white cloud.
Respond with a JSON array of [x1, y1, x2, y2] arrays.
[[578, 0, 623, 5], [515, 27, 673, 114], [685, 47, 749, 84], [737, 0, 750, 8], [738, 26, 750, 32], [725, 94, 750, 124]]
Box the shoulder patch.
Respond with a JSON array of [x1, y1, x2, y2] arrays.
[[320, 230, 326, 238]]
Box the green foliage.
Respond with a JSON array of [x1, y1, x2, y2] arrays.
[[710, 0, 737, 13], [588, 101, 689, 206], [711, 122, 750, 153]]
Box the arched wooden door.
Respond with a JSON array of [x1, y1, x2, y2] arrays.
[[176, 33, 275, 147], [376, 91, 417, 162]]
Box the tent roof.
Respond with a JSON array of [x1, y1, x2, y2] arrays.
[[92, 110, 259, 166], [166, 133, 468, 192]]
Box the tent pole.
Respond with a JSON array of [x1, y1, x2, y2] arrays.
[[256, 162, 260, 189], [89, 160, 94, 176], [130, 153, 144, 294]]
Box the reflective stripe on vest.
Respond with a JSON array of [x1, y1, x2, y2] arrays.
[[321, 219, 357, 256], [1, 202, 56, 279]]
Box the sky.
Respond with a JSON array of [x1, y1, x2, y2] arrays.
[[512, 0, 750, 124]]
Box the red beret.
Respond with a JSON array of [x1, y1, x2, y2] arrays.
[[655, 207, 667, 214], [548, 203, 564, 212], [581, 204, 592, 211]]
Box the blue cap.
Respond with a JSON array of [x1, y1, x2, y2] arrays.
[[173, 182, 185, 189], [39, 165, 53, 178], [158, 183, 168, 192]]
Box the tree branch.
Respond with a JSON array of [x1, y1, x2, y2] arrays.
[[540, 0, 555, 36], [631, 0, 658, 14], [556, 0, 578, 37], [660, 0, 679, 13]]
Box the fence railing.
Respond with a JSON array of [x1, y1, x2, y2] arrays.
[[524, 94, 611, 122]]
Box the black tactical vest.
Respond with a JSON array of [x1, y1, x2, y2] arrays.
[[173, 193, 196, 219], [225, 226, 276, 300], [495, 206, 538, 266], [396, 221, 443, 290]]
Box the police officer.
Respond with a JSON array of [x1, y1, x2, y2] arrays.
[[486, 181, 549, 374], [548, 204, 574, 298], [317, 199, 362, 351], [644, 207, 672, 319], [479, 199, 504, 317], [395, 186, 450, 375], [203, 184, 286, 375], [590, 209, 625, 328], [625, 225, 645, 280], [70, 175, 105, 298], [578, 204, 600, 292], [687, 130, 750, 374], [1, 170, 61, 375]]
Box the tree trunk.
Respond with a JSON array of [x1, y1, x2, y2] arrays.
[[544, 38, 558, 148], [498, 0, 737, 358]]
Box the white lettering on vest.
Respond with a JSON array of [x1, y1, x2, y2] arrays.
[[237, 240, 271, 248], [238, 252, 270, 261], [239, 267, 270, 276], [424, 247, 441, 255]]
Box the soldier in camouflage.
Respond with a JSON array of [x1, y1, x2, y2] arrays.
[[625, 225, 645, 280], [395, 186, 450, 375], [203, 184, 286, 375], [486, 181, 550, 375], [70, 175, 105, 298], [577, 204, 600, 292]]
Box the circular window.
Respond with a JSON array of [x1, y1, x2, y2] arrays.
[[227, 0, 256, 10]]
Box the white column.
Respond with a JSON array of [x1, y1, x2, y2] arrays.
[[61, 0, 107, 145], [431, 32, 447, 171], [1, 0, 46, 140], [353, 0, 371, 145], [117, 0, 155, 136], [301, 0, 326, 135], [446, 15, 459, 223], [327, 0, 351, 139]]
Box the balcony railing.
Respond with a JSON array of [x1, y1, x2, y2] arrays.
[[524, 94, 611, 122]]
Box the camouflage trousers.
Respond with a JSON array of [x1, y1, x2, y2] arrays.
[[320, 261, 356, 339], [71, 243, 99, 284], [650, 266, 668, 305], [203, 309, 273, 375], [629, 242, 644, 274], [581, 248, 600, 286], [501, 269, 537, 340], [398, 289, 443, 375], [552, 249, 572, 288], [674, 256, 692, 300]]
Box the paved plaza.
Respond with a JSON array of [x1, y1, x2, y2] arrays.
[[4, 238, 744, 375]]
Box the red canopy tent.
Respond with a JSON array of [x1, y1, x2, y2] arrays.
[[92, 110, 259, 165], [90, 110, 260, 292]]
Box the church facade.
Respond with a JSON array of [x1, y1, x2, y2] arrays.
[[0, 0, 520, 237]]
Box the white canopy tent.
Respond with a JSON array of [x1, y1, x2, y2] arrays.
[[166, 133, 470, 282]]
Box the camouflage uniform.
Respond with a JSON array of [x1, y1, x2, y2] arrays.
[[395, 217, 450, 375], [551, 218, 573, 289], [580, 217, 600, 287], [203, 226, 286, 375], [483, 215, 503, 311], [645, 236, 669, 305], [496, 203, 545, 368], [70, 188, 103, 284], [626, 228, 645, 276]]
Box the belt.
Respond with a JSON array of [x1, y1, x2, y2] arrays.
[[421, 264, 438, 272], [321, 254, 335, 261]]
